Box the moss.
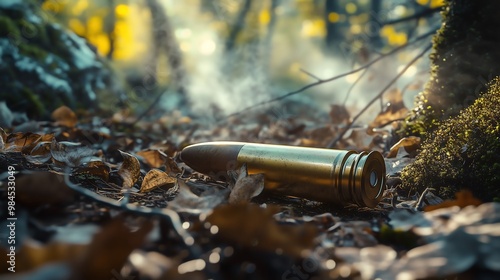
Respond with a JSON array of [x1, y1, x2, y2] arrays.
[[401, 77, 500, 201], [0, 15, 20, 39], [404, 0, 500, 137], [18, 43, 48, 60]]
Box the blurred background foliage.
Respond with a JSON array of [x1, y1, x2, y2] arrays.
[[39, 0, 443, 117]]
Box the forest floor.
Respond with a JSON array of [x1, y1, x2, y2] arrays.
[[1, 103, 499, 280]]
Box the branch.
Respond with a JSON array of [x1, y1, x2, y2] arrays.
[[382, 6, 442, 26], [326, 43, 432, 148], [224, 29, 436, 119], [63, 170, 201, 257]]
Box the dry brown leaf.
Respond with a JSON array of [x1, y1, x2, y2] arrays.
[[3, 216, 152, 279], [73, 161, 110, 181], [229, 165, 264, 204], [424, 190, 482, 212], [51, 105, 78, 128], [137, 149, 168, 168], [368, 88, 408, 134], [24, 141, 52, 164], [50, 139, 95, 167], [4, 132, 42, 152], [140, 169, 176, 193], [13, 240, 87, 273], [205, 204, 317, 258], [118, 150, 141, 188], [71, 215, 153, 280], [387, 136, 421, 158], [168, 180, 228, 213], [15, 172, 75, 207], [329, 104, 350, 124]]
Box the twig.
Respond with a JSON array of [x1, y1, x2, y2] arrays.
[[342, 67, 369, 106], [63, 170, 201, 257], [224, 29, 436, 119], [132, 87, 167, 126], [300, 68, 323, 82], [326, 43, 432, 148]]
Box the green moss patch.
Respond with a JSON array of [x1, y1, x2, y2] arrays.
[[401, 77, 500, 201]]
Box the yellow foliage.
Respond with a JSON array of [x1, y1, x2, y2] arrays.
[[416, 0, 429, 5], [430, 0, 444, 8], [72, 0, 89, 16], [301, 19, 326, 38], [87, 16, 103, 34], [345, 3, 357, 14], [115, 4, 129, 18], [88, 33, 110, 56], [42, 0, 65, 13], [68, 19, 86, 36], [259, 9, 270, 25], [328, 12, 340, 23]]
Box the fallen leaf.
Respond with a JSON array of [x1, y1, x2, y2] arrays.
[[71, 215, 153, 280], [386, 136, 421, 158], [118, 150, 141, 189], [4, 132, 42, 152], [424, 190, 482, 212], [137, 149, 168, 168], [168, 180, 228, 214], [329, 104, 350, 124], [140, 169, 176, 193], [229, 165, 264, 204], [73, 161, 110, 181], [15, 172, 75, 207], [368, 88, 408, 134], [205, 203, 317, 258], [51, 105, 78, 128], [50, 139, 95, 167], [24, 141, 52, 164]]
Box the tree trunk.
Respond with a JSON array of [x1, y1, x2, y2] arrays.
[[145, 0, 188, 100], [406, 0, 500, 135]]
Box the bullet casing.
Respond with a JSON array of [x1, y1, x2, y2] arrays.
[[236, 143, 385, 208]]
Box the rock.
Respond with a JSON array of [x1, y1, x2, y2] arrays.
[[0, 0, 125, 118]]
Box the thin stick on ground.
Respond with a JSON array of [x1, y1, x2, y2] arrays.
[[326, 43, 432, 149], [223, 29, 436, 119]]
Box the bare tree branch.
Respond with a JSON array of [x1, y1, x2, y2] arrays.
[[224, 29, 436, 119], [326, 43, 432, 148]]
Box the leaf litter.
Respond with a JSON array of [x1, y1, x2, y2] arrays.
[[0, 104, 499, 279]]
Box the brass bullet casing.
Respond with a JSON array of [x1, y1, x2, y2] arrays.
[[236, 143, 385, 208], [180, 142, 386, 208]]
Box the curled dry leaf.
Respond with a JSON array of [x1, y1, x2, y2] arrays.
[[51, 105, 78, 128], [4, 132, 42, 152], [73, 161, 111, 181], [368, 88, 408, 134], [205, 203, 317, 258], [137, 149, 168, 168], [386, 136, 421, 158], [140, 169, 176, 193], [229, 172, 265, 204], [168, 179, 228, 214], [118, 150, 141, 189], [24, 141, 52, 164], [424, 190, 482, 212], [50, 139, 95, 167]]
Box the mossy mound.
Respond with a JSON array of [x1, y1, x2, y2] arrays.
[[401, 77, 500, 201], [0, 0, 124, 118], [405, 0, 500, 136]]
